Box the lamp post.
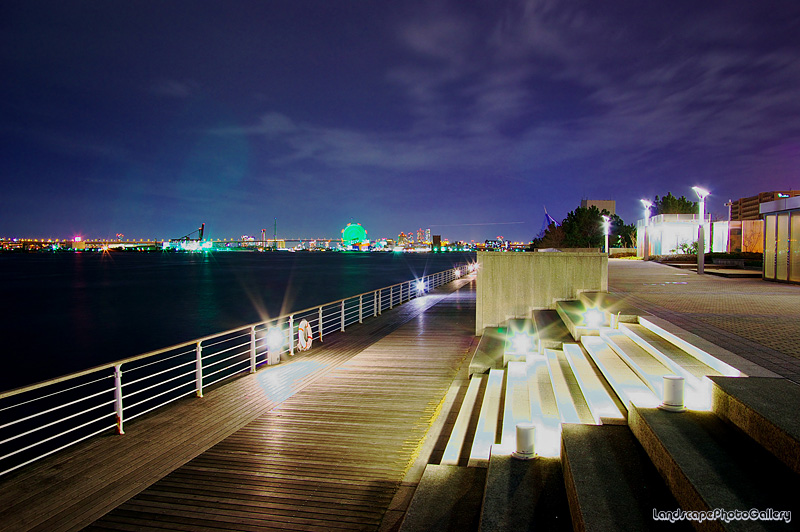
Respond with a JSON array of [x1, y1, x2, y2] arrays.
[[692, 187, 710, 275], [640, 200, 653, 260], [602, 215, 610, 254]]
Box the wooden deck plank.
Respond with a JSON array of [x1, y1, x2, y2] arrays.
[[84, 280, 475, 532], [0, 277, 476, 532]]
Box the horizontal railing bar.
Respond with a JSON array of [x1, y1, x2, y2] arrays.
[[0, 412, 114, 463], [0, 374, 112, 413], [123, 369, 195, 400], [125, 388, 195, 422], [0, 399, 115, 447], [125, 348, 194, 373], [202, 342, 247, 361], [125, 381, 195, 412], [122, 360, 195, 388], [203, 353, 249, 375], [0, 387, 114, 431], [0, 423, 116, 478]]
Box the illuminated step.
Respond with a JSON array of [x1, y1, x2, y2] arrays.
[[532, 310, 572, 353], [562, 343, 625, 425], [599, 330, 674, 400], [619, 323, 720, 411], [579, 291, 643, 324], [503, 319, 537, 365], [544, 349, 592, 425], [526, 354, 561, 458], [581, 336, 659, 410], [441, 374, 486, 466], [638, 316, 741, 377], [499, 361, 532, 451], [469, 327, 505, 376], [469, 369, 504, 467], [555, 300, 609, 342]]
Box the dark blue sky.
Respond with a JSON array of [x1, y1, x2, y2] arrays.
[[3, 1, 800, 242]]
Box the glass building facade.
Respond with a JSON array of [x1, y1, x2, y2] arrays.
[[761, 196, 800, 284]]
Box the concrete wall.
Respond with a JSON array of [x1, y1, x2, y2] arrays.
[[475, 251, 608, 335]]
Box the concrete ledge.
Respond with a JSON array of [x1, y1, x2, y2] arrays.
[[533, 310, 572, 351], [562, 424, 688, 532], [711, 376, 800, 475], [479, 453, 570, 532], [628, 406, 798, 531], [476, 251, 607, 335], [399, 464, 487, 532], [470, 327, 505, 375]]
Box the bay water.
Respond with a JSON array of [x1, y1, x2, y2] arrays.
[[0, 251, 474, 391]]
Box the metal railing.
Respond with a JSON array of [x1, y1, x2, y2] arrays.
[[0, 263, 475, 478]]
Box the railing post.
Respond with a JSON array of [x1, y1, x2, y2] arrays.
[[113, 364, 124, 435], [289, 315, 295, 357], [359, 294, 363, 323], [374, 290, 378, 317], [318, 306, 324, 341], [390, 286, 393, 309], [250, 326, 257, 373], [378, 289, 382, 315], [195, 341, 203, 398], [341, 300, 346, 332]]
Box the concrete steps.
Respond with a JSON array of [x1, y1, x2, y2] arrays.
[[629, 406, 799, 526], [399, 464, 486, 532], [556, 300, 609, 341], [562, 424, 690, 532], [479, 453, 571, 532], [579, 291, 644, 324], [424, 292, 800, 532], [711, 376, 800, 475], [533, 309, 573, 351]]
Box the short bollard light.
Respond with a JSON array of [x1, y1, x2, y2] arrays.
[[659, 375, 687, 412], [266, 326, 285, 364], [511, 422, 537, 460]]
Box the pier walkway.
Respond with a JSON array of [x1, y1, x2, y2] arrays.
[[0, 277, 477, 532]]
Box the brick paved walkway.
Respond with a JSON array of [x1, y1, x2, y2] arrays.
[[608, 259, 800, 385]]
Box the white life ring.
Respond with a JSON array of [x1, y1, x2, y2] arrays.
[[297, 319, 313, 351]]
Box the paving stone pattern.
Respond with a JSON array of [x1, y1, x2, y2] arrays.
[[608, 260, 800, 384]]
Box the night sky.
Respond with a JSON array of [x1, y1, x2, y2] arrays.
[[3, 1, 800, 243]]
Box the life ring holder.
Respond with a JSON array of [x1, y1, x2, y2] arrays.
[[297, 319, 313, 351]]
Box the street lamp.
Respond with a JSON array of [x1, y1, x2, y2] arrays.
[[692, 187, 710, 275], [640, 200, 653, 260], [602, 215, 610, 254]]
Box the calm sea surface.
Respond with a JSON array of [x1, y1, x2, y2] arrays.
[[0, 251, 475, 391]]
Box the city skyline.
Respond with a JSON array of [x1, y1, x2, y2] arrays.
[[3, 2, 800, 242]]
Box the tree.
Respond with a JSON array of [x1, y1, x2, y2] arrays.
[[609, 214, 636, 248], [562, 206, 605, 248], [537, 223, 565, 248], [653, 192, 697, 215]]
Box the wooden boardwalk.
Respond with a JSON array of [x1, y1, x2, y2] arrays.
[[0, 277, 476, 532]]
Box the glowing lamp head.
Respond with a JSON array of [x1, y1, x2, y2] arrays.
[[415, 279, 426, 293], [266, 326, 285, 352], [601, 215, 611, 235], [582, 308, 606, 328], [692, 186, 710, 200], [454, 268, 461, 278]]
